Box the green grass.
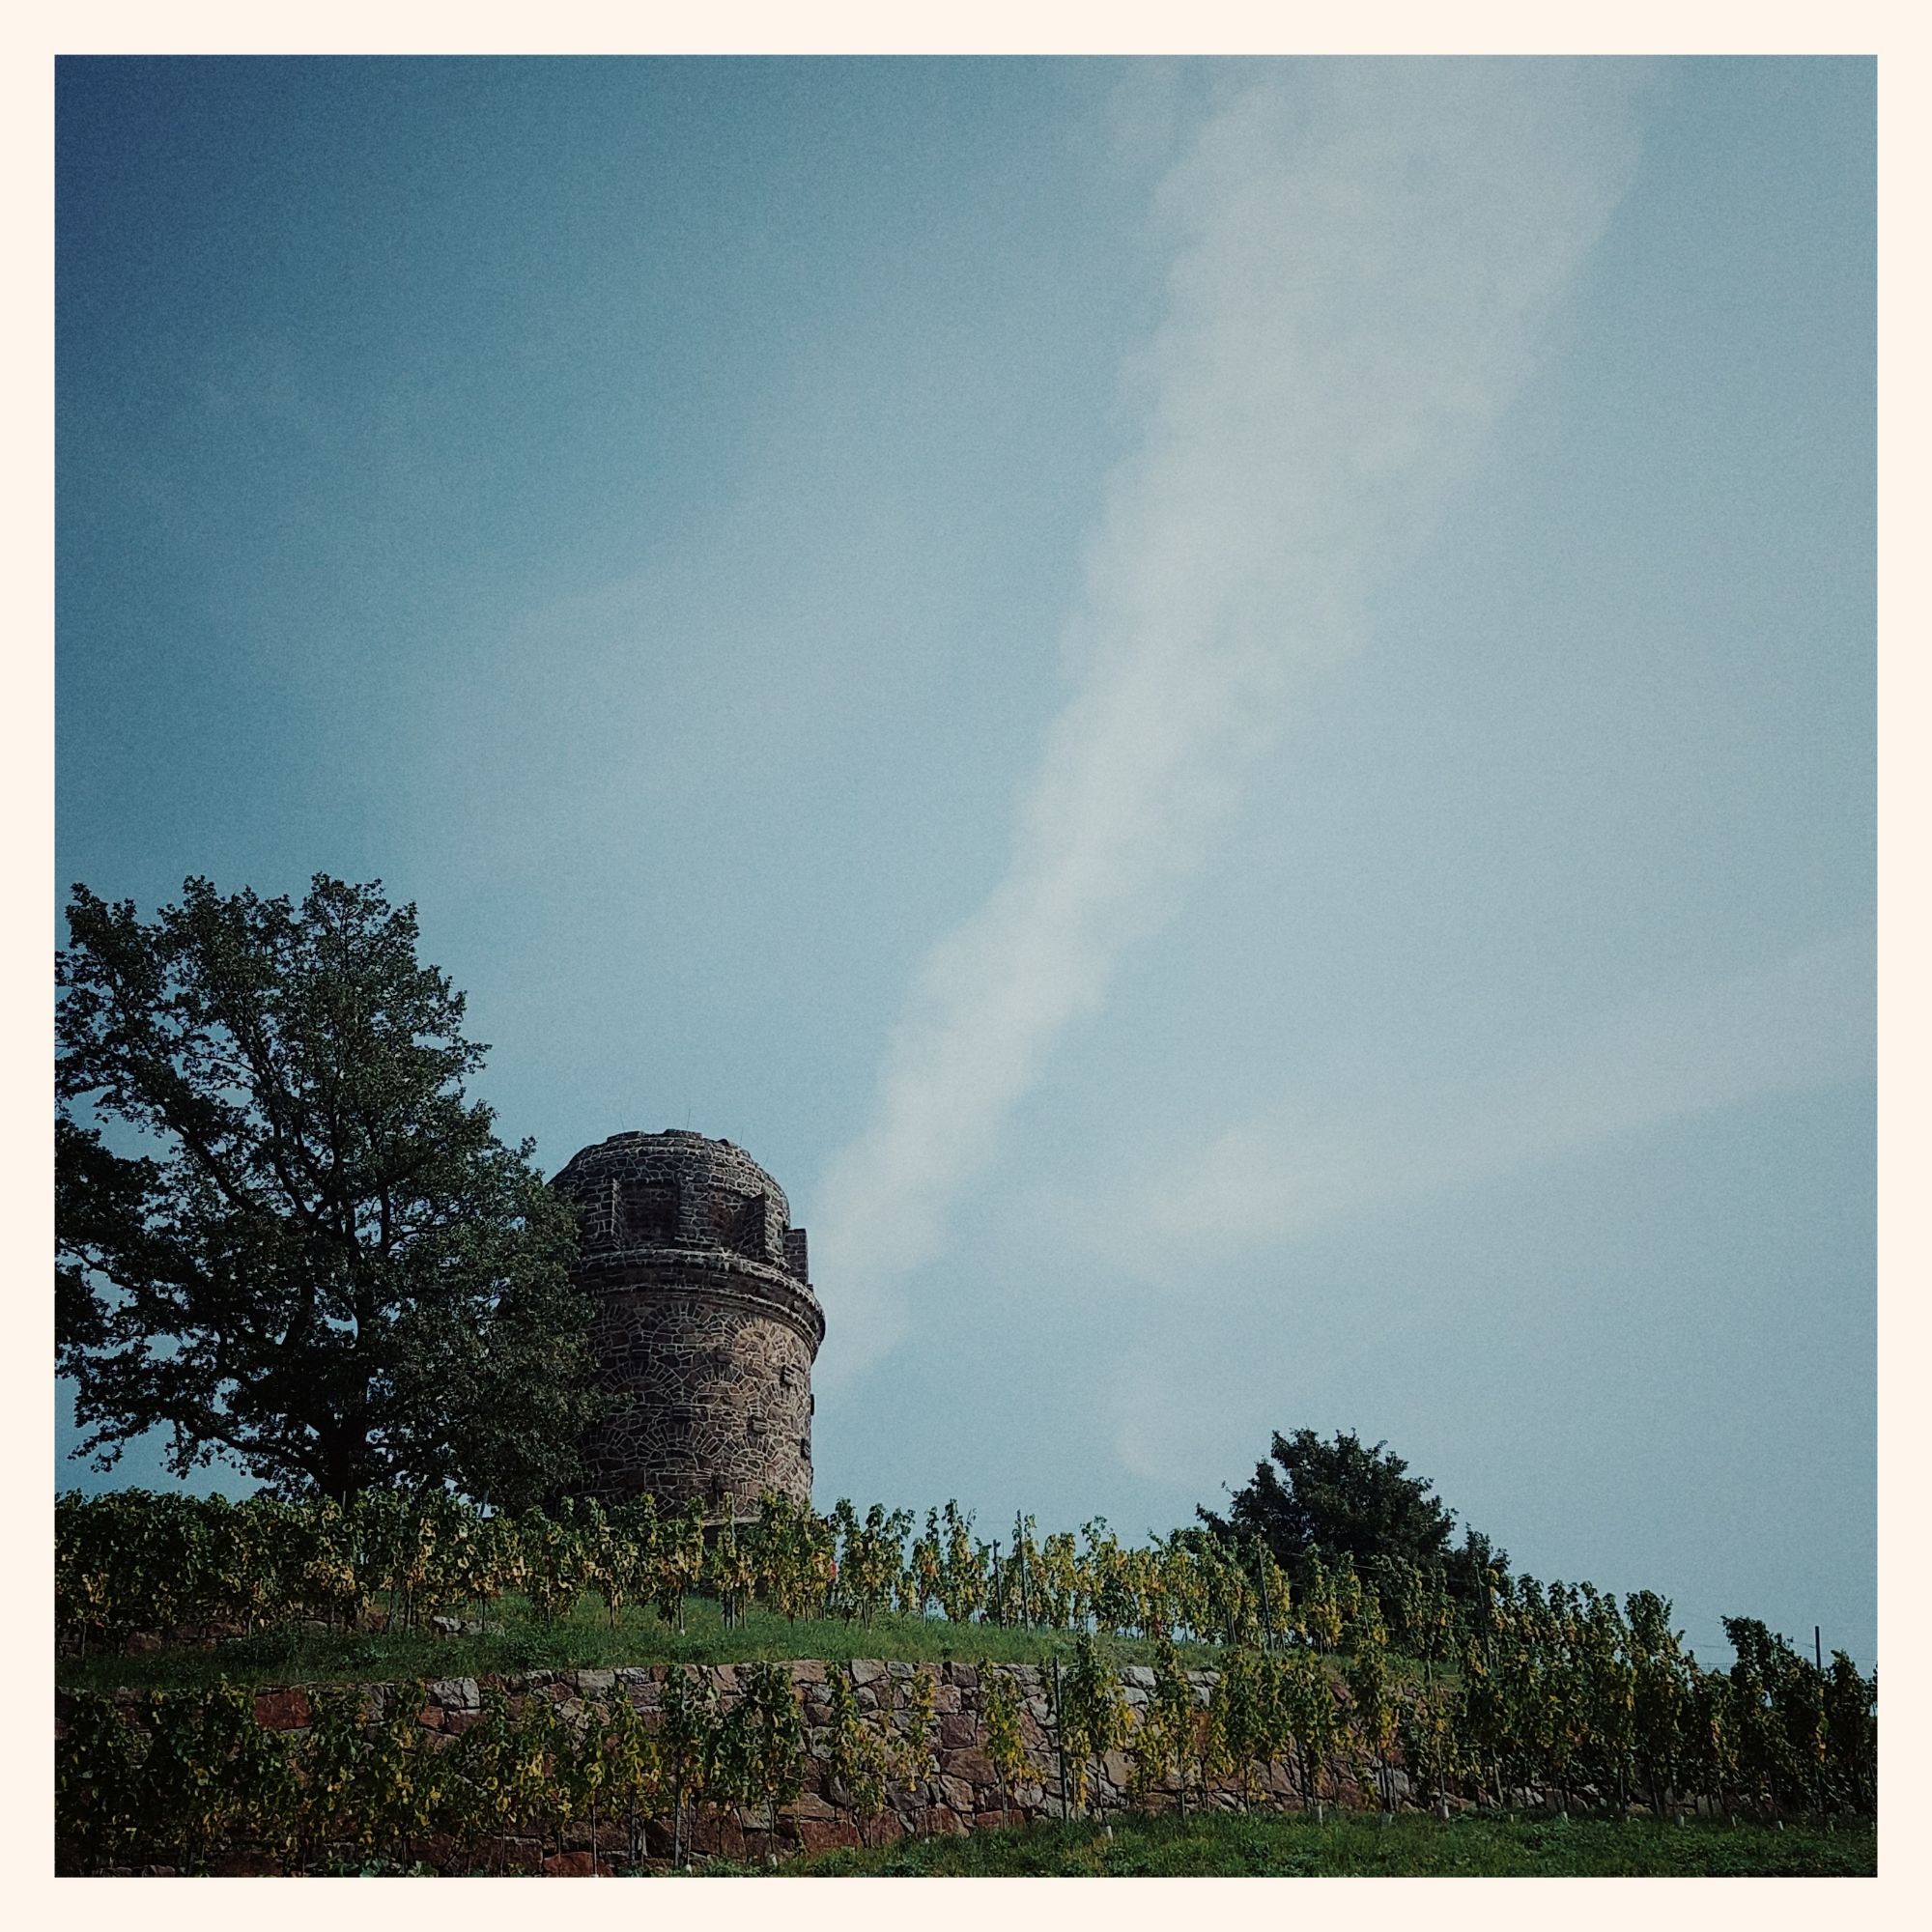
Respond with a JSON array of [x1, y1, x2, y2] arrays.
[[686, 1811, 1878, 1878], [56, 1593, 1223, 1694]]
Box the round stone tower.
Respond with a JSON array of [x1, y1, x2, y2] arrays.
[[551, 1130, 823, 1513]]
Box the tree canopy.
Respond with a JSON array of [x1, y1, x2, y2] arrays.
[[56, 873, 605, 1505], [1199, 1427, 1508, 1600]]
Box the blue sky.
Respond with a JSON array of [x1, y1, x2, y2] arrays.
[[57, 56, 1874, 1668]]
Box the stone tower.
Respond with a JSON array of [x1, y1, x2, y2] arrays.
[[551, 1129, 824, 1512]]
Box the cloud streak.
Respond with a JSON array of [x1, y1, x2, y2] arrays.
[[811, 61, 1649, 1380], [1087, 923, 1875, 1275]]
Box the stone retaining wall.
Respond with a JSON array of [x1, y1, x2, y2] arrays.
[[64, 1660, 1405, 1873]]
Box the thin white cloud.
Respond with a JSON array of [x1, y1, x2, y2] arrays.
[[811, 61, 1650, 1382], [1087, 923, 1872, 1494], [1088, 924, 1875, 1275]]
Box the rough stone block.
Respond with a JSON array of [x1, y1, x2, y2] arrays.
[[795, 1816, 858, 1855], [252, 1688, 311, 1731], [944, 1747, 995, 1784]]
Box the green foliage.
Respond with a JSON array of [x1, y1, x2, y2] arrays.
[[1345, 1593, 1398, 1810], [1208, 1644, 1272, 1808], [1823, 1650, 1877, 1816], [734, 1661, 807, 1859], [56, 873, 605, 1505], [1299, 1549, 1344, 1655], [303, 1685, 372, 1857], [895, 1665, 940, 1798], [658, 1665, 718, 1866], [979, 1662, 1033, 1822], [936, 1502, 986, 1625], [599, 1682, 663, 1865], [440, 1687, 515, 1856], [1147, 1630, 1205, 1817], [652, 1500, 708, 1632], [1272, 1641, 1341, 1808], [554, 1700, 610, 1864], [54, 1609, 1880, 1877], [1626, 1589, 1687, 1815], [830, 1500, 913, 1625], [706, 1499, 757, 1629], [54, 1691, 139, 1871], [1394, 1679, 1463, 1812], [810, 1662, 940, 1844], [358, 1680, 438, 1861], [54, 1489, 1879, 1864], [576, 1495, 643, 1629], [824, 1667, 893, 1844], [752, 1491, 836, 1622], [519, 1506, 588, 1625], [902, 1511, 943, 1619], [1202, 1430, 1505, 1606], [1722, 1614, 1834, 1818], [758, 1809, 1876, 1879]]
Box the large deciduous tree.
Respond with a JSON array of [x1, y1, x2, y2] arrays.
[[1200, 1427, 1507, 1601], [57, 873, 604, 1505]]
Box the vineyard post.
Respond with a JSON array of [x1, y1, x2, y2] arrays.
[[1815, 1628, 1823, 1672], [1016, 1515, 1031, 1629], [1051, 1658, 1071, 1822]]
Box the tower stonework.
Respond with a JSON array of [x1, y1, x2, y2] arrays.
[[552, 1130, 824, 1512]]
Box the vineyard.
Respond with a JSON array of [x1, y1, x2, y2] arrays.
[[54, 1489, 1877, 1874], [57, 1489, 1298, 1654]]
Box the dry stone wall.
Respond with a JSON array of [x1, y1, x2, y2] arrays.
[[552, 1132, 825, 1512], [61, 1661, 1398, 1875]]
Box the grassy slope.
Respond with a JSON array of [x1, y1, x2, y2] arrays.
[[695, 1812, 1878, 1878], [56, 1592, 1225, 1693]]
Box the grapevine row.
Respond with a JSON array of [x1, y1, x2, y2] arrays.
[[56, 1490, 1303, 1650], [55, 1620, 1876, 1874]]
